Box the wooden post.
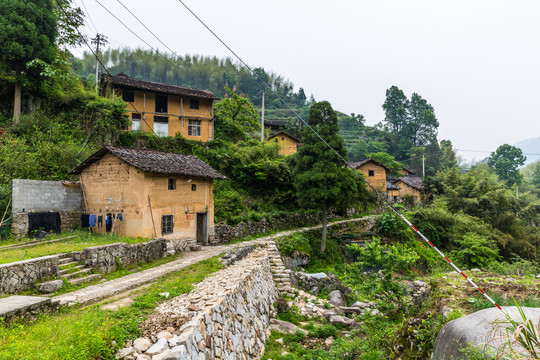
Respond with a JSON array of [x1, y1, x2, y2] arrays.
[[0, 198, 11, 227], [148, 195, 157, 238], [110, 192, 122, 235]]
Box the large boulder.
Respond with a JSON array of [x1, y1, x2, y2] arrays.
[[329, 290, 346, 307], [432, 306, 540, 360]]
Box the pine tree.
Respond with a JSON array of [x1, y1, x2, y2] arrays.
[[293, 101, 363, 253]]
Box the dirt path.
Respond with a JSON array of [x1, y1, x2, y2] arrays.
[[52, 217, 370, 306]]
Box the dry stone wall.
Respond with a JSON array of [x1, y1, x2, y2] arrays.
[[124, 245, 278, 360], [0, 254, 62, 294]]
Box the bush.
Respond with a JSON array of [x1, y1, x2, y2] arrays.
[[451, 233, 500, 269], [309, 324, 338, 339], [276, 233, 312, 257]]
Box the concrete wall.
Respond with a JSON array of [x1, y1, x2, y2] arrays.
[[12, 179, 82, 213]]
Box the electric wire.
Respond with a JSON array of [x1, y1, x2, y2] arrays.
[[175, 0, 508, 315], [79, 0, 98, 34]]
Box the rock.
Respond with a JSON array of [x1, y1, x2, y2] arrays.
[[136, 355, 151, 360], [156, 331, 173, 340], [150, 350, 171, 360], [270, 319, 308, 334], [340, 306, 362, 315], [133, 338, 152, 352], [329, 315, 358, 327], [38, 279, 64, 293], [323, 310, 338, 319], [329, 290, 346, 307], [275, 338, 284, 345], [146, 339, 169, 356], [433, 306, 540, 360], [351, 301, 369, 309], [324, 336, 334, 346], [440, 306, 454, 320], [187, 304, 201, 311], [116, 347, 134, 358]]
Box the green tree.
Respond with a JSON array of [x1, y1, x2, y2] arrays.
[[366, 152, 402, 175], [439, 139, 458, 169], [293, 101, 363, 253], [382, 85, 408, 135], [487, 144, 526, 185], [0, 0, 58, 121], [531, 164, 540, 186], [213, 88, 260, 143], [406, 93, 439, 147]]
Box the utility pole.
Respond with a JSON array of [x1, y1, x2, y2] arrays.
[[91, 33, 108, 94], [261, 90, 265, 142], [422, 154, 425, 177]]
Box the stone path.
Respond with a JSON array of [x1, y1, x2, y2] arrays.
[[0, 295, 51, 319], [6, 216, 371, 311]]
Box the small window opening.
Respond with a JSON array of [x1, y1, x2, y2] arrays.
[[168, 179, 176, 190], [368, 170, 375, 177], [192, 184, 197, 191], [190, 99, 199, 109], [155, 94, 168, 113], [162, 215, 174, 234], [188, 120, 201, 136], [122, 89, 134, 102]]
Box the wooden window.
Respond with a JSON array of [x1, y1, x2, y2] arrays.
[[192, 184, 197, 191], [161, 215, 174, 234], [368, 170, 375, 177], [131, 113, 141, 132], [168, 179, 176, 190], [154, 116, 169, 137], [155, 94, 168, 113], [122, 89, 134, 102], [188, 120, 201, 136], [190, 99, 199, 109]]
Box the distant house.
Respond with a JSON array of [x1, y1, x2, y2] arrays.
[[69, 146, 225, 244], [350, 159, 424, 202], [101, 74, 219, 141], [267, 131, 301, 156], [350, 159, 391, 192]]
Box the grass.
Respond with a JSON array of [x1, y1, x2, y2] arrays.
[[472, 294, 540, 312], [0, 256, 223, 360], [0, 230, 152, 264]]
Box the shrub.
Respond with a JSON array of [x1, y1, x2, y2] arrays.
[[309, 324, 338, 339]]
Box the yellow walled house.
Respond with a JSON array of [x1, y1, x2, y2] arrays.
[[350, 159, 391, 192], [387, 175, 424, 202], [69, 146, 225, 244], [267, 131, 301, 156], [101, 74, 219, 141]]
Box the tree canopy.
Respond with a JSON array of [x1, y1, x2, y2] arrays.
[[488, 144, 526, 185], [293, 101, 364, 252]]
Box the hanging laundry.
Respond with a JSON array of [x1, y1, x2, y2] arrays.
[[89, 214, 97, 227], [106, 215, 110, 225], [81, 214, 90, 228], [119, 213, 123, 221], [98, 215, 103, 228]]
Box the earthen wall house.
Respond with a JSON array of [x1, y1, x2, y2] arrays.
[[101, 74, 219, 142], [70, 147, 225, 244], [350, 159, 390, 192], [267, 131, 301, 156]]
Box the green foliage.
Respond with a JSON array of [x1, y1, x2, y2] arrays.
[[488, 144, 526, 186], [347, 238, 418, 301], [451, 233, 500, 269], [276, 233, 312, 257], [309, 324, 338, 339], [213, 87, 261, 143]]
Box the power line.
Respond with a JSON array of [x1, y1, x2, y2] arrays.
[[175, 0, 506, 314], [79, 0, 98, 34], [456, 148, 540, 156]]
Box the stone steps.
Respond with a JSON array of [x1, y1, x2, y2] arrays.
[[266, 243, 294, 297], [61, 268, 92, 280], [57, 255, 100, 286], [58, 265, 86, 276]]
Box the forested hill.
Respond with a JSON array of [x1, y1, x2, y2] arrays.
[[74, 48, 309, 110]]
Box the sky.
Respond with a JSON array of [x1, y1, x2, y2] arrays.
[[72, 0, 540, 163]]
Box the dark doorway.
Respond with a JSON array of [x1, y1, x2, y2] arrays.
[[106, 213, 112, 233], [28, 212, 61, 237], [196, 212, 208, 245]]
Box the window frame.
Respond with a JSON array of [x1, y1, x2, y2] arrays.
[[188, 119, 202, 136], [122, 89, 134, 102], [168, 179, 176, 190], [161, 215, 174, 235], [131, 113, 142, 132], [368, 170, 375, 177]]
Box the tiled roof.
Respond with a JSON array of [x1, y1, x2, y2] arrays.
[[268, 130, 301, 143], [349, 158, 392, 172], [102, 73, 219, 100], [388, 175, 423, 190], [69, 146, 225, 179], [264, 119, 289, 127], [386, 181, 400, 190]]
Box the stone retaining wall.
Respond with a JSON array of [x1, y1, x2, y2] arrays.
[[0, 254, 62, 295], [125, 246, 278, 360], [214, 212, 339, 244], [72, 238, 193, 274], [11, 211, 83, 239]]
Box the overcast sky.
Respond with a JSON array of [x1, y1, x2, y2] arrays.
[[72, 0, 540, 162]]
